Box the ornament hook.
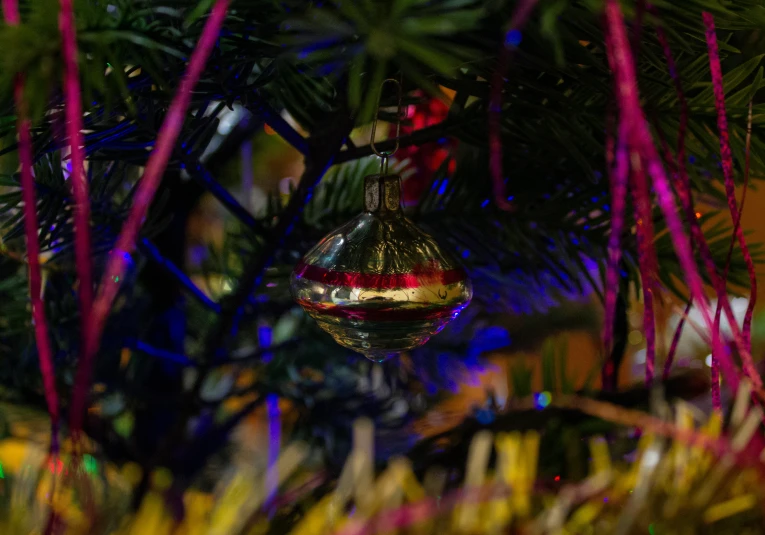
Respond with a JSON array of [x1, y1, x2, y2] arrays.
[[370, 76, 404, 176]]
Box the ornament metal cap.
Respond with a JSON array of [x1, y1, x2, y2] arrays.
[[364, 173, 401, 213], [290, 173, 472, 362]]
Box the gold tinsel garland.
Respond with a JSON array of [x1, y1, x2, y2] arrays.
[[1, 383, 764, 534]]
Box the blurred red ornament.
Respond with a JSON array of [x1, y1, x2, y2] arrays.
[[397, 94, 456, 205]]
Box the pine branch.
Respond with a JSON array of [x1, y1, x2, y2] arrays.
[[203, 104, 354, 359], [248, 98, 309, 155], [138, 238, 221, 313], [127, 338, 196, 367], [0, 0, 764, 485], [179, 154, 265, 233], [335, 118, 473, 164]]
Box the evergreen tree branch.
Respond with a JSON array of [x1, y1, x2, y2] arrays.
[[335, 117, 474, 164], [203, 104, 354, 359], [178, 154, 265, 233], [138, 238, 221, 313], [248, 98, 309, 155], [127, 338, 196, 367]]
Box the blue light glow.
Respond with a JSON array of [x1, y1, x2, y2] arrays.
[[266, 394, 280, 504], [534, 391, 551, 409], [470, 326, 510, 355], [436, 354, 458, 393], [475, 408, 495, 424], [259, 325, 273, 363], [505, 29, 522, 47]]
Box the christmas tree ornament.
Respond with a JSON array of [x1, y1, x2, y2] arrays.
[[291, 79, 472, 362]]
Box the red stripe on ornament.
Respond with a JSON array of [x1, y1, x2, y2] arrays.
[[294, 261, 467, 289], [297, 300, 466, 322]]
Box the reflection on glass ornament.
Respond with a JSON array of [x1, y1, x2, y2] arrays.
[[291, 173, 472, 362]]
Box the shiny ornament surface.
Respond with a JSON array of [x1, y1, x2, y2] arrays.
[[291, 174, 472, 361]]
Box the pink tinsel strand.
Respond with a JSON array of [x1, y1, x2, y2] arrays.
[[713, 102, 753, 406], [650, 12, 688, 179], [653, 128, 722, 399], [68, 0, 230, 438], [716, 101, 754, 343], [629, 155, 657, 387], [2, 0, 18, 22], [17, 89, 60, 443], [652, 5, 752, 395], [654, 130, 698, 385], [601, 103, 616, 380], [736, 101, 754, 274], [601, 20, 629, 390], [602, 122, 629, 387], [489, 0, 539, 211], [642, 279, 656, 387], [650, 9, 735, 406], [601, 107, 615, 388], [664, 298, 691, 378], [603, 0, 741, 399], [710, 353, 721, 409], [703, 12, 759, 377], [58, 0, 94, 340], [651, 12, 698, 383], [4, 0, 61, 449]]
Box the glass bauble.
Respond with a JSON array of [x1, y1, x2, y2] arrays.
[[291, 173, 472, 362]]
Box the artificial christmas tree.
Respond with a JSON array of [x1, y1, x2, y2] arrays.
[[0, 0, 763, 533]]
